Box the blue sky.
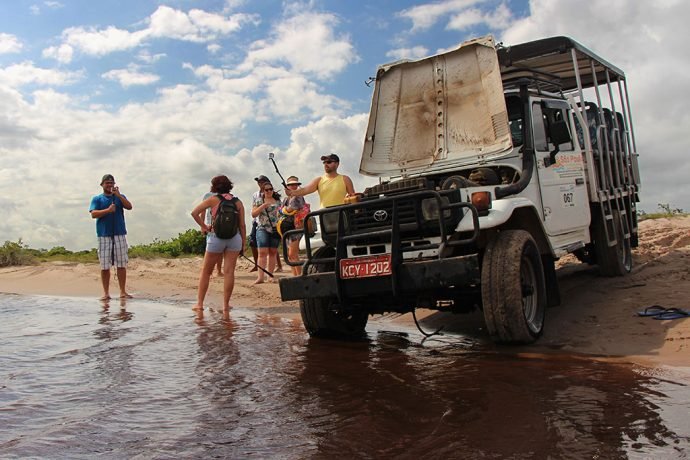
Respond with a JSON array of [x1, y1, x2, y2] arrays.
[[0, 0, 688, 250]]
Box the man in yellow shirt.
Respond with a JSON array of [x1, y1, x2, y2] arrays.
[[284, 153, 355, 208]]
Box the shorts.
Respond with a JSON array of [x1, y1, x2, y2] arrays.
[[206, 232, 243, 253], [97, 235, 128, 270], [248, 221, 258, 247], [256, 228, 281, 249]]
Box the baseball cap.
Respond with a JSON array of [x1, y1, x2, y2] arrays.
[[254, 175, 270, 183], [320, 153, 340, 163], [101, 174, 115, 184]]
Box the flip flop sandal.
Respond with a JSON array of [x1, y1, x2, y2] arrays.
[[637, 305, 667, 317], [653, 308, 690, 320]]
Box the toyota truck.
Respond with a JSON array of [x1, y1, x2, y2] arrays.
[[279, 35, 641, 344]]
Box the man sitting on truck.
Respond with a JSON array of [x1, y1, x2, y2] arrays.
[[284, 153, 355, 208]]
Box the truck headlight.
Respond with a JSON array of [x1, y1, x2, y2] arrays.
[[320, 211, 341, 234], [421, 197, 450, 221]]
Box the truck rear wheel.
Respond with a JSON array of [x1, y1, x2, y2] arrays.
[[300, 247, 368, 339], [481, 230, 546, 344], [594, 208, 632, 276]]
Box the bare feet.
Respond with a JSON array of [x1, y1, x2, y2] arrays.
[[216, 271, 224, 277], [100, 295, 111, 301], [249, 267, 258, 272], [119, 293, 133, 299], [252, 279, 264, 285]]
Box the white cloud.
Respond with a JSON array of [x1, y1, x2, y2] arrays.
[[385, 46, 429, 61], [42, 43, 74, 63], [147, 6, 258, 42], [102, 67, 160, 88], [43, 6, 258, 62], [0, 33, 23, 54], [398, 0, 484, 31], [207, 43, 221, 54], [446, 4, 513, 31], [61, 25, 148, 57], [136, 50, 166, 64], [240, 12, 358, 79], [0, 62, 83, 88]]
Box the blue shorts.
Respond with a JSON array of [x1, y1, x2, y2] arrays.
[[256, 228, 280, 248], [206, 232, 242, 253], [248, 221, 258, 247]]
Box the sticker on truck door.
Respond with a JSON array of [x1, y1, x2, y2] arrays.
[[560, 184, 576, 208]]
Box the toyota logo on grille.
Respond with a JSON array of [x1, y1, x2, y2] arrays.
[[373, 210, 388, 222]]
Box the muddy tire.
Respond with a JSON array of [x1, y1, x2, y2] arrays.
[[300, 247, 368, 339], [481, 230, 546, 344], [594, 208, 632, 277]]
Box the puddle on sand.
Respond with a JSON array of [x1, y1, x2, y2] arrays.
[[0, 294, 688, 459]]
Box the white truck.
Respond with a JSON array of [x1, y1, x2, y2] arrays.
[[279, 35, 640, 344]]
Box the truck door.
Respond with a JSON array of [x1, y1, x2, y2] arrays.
[[532, 100, 590, 236]]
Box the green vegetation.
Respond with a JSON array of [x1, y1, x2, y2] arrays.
[[0, 229, 210, 267], [0, 240, 37, 267], [638, 203, 687, 221]]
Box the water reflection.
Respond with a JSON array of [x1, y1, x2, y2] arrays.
[[293, 331, 689, 459], [0, 295, 687, 459]]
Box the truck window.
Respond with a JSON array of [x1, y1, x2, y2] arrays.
[[506, 96, 524, 147], [532, 102, 574, 152], [532, 103, 548, 151]]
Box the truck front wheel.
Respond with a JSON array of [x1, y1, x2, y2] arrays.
[[300, 247, 368, 339], [481, 230, 547, 344]]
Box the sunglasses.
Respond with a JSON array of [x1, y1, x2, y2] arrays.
[[322, 160, 336, 164], [264, 188, 274, 191]]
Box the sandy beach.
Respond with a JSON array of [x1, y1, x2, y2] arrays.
[[1, 216, 688, 368]]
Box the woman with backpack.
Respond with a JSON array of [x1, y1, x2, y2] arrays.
[[251, 181, 281, 284], [190, 175, 246, 314]]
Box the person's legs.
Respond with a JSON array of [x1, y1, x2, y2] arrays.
[[215, 258, 223, 277], [249, 221, 258, 272], [222, 250, 240, 310], [194, 251, 222, 310], [97, 236, 112, 300], [254, 247, 269, 284], [116, 268, 131, 298], [275, 249, 283, 272], [288, 238, 301, 276], [266, 247, 277, 281], [112, 235, 130, 298], [100, 269, 111, 300]]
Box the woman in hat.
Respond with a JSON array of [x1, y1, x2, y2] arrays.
[[281, 176, 307, 276]]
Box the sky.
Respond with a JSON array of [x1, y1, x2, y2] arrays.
[[1, 0, 688, 250]]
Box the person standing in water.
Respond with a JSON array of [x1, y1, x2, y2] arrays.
[[190, 175, 246, 313], [89, 174, 133, 301]]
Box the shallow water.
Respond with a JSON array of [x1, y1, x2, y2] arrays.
[[1, 294, 688, 459]]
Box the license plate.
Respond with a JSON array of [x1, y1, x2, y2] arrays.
[[339, 254, 392, 279]]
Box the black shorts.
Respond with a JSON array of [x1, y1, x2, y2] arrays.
[[248, 221, 258, 247]]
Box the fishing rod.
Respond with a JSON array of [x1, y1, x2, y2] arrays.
[[240, 253, 274, 278]]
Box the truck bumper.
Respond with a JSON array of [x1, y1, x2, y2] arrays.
[[279, 254, 480, 301]]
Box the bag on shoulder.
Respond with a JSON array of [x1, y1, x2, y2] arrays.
[[213, 195, 240, 239]]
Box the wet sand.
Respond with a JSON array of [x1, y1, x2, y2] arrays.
[[1, 216, 688, 368]]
